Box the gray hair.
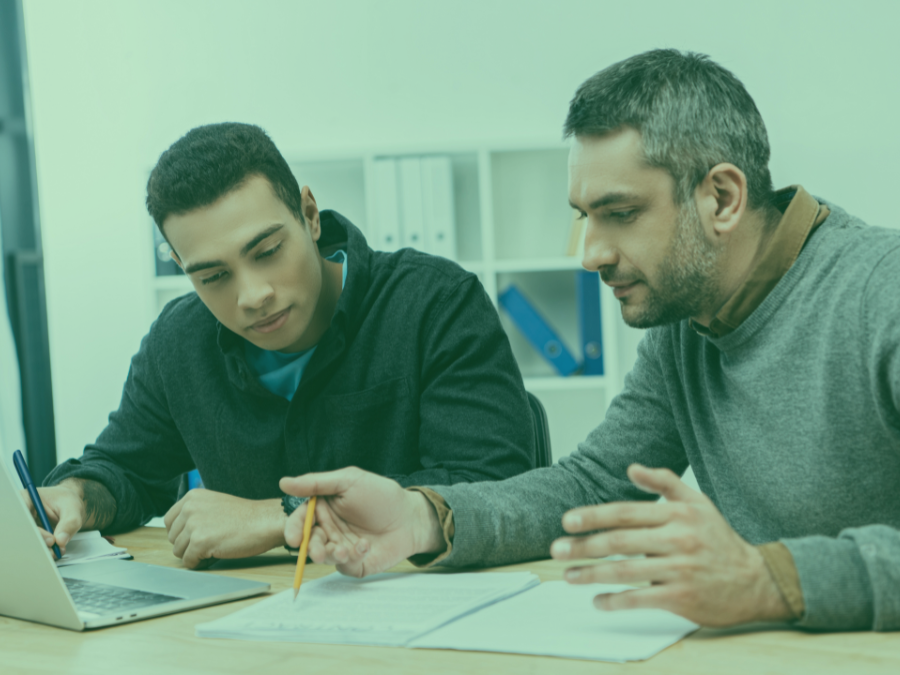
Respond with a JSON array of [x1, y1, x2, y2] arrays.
[[564, 49, 774, 212]]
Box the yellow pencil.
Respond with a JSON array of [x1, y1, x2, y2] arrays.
[[292, 495, 317, 602]]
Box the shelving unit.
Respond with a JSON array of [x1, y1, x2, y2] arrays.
[[149, 143, 645, 461]]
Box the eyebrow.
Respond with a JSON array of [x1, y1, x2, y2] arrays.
[[570, 192, 642, 212], [183, 224, 285, 275]]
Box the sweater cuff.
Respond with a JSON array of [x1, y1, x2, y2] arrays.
[[757, 541, 805, 620], [405, 487, 455, 568], [782, 535, 874, 630]]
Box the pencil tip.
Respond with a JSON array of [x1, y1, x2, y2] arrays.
[[293, 588, 299, 602]]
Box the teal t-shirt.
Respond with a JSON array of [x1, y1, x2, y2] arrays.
[[244, 250, 347, 401]]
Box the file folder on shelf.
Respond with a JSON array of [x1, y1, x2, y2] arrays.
[[399, 157, 426, 249], [499, 285, 579, 377], [576, 270, 604, 375], [371, 158, 402, 252], [421, 156, 457, 260]]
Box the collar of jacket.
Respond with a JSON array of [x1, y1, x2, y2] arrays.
[[690, 186, 829, 338], [214, 210, 370, 395]]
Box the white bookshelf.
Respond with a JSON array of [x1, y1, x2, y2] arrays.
[[150, 144, 646, 461]]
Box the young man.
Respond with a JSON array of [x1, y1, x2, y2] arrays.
[[27, 123, 536, 568], [281, 50, 900, 632]]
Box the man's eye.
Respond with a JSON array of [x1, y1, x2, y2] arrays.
[[574, 210, 588, 221], [256, 242, 283, 260], [201, 271, 227, 285], [609, 210, 637, 221]]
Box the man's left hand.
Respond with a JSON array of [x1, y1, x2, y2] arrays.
[[164, 489, 284, 569], [550, 463, 792, 627]]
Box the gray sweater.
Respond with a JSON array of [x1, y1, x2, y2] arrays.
[[433, 202, 900, 631]]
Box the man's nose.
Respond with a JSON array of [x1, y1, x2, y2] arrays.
[[237, 273, 275, 310], [581, 222, 618, 272]]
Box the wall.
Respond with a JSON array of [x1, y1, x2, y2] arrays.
[[21, 0, 900, 462]]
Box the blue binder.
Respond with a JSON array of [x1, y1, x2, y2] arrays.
[[576, 271, 604, 375], [499, 285, 579, 376]]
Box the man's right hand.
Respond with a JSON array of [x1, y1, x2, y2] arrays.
[[19, 480, 87, 557], [280, 467, 445, 577]]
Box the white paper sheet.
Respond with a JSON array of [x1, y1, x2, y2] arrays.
[[56, 531, 131, 567], [196, 571, 539, 646], [409, 581, 698, 662]]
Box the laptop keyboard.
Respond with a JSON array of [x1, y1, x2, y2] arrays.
[[63, 577, 184, 616]]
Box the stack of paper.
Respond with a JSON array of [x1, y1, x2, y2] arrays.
[[410, 581, 698, 662], [197, 573, 698, 663], [196, 572, 539, 646], [56, 531, 131, 567]]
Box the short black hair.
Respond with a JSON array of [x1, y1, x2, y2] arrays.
[[565, 49, 774, 212], [146, 122, 304, 231]]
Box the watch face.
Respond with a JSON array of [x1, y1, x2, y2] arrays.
[[281, 494, 309, 516]]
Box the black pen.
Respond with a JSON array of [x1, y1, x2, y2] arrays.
[[13, 449, 62, 559]]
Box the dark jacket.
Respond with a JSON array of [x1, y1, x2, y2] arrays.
[[46, 211, 536, 533]]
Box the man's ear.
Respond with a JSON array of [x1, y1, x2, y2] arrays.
[[300, 185, 322, 242], [697, 163, 747, 236]]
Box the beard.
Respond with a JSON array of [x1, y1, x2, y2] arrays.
[[617, 199, 721, 329]]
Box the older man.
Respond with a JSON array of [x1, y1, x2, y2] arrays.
[[282, 49, 900, 632]]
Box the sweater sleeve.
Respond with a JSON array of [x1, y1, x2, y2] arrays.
[[43, 313, 194, 533], [783, 244, 900, 631], [428, 328, 691, 568], [389, 275, 536, 487]]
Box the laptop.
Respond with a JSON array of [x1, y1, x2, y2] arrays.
[[0, 458, 270, 630]]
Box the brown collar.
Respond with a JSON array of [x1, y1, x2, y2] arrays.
[[690, 186, 829, 338]]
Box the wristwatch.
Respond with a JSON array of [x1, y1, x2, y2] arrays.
[[281, 494, 308, 517], [281, 494, 308, 553]]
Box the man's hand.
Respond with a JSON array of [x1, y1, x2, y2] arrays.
[[19, 481, 89, 557], [280, 467, 444, 577], [550, 464, 792, 627], [163, 489, 285, 569]]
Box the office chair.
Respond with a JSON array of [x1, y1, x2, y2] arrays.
[[526, 391, 552, 468]]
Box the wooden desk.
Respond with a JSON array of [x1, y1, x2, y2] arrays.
[[1, 527, 898, 675]]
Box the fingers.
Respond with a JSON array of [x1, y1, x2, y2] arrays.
[[38, 526, 57, 551], [333, 541, 374, 579], [303, 503, 370, 566], [279, 467, 362, 499], [284, 502, 312, 548], [552, 528, 672, 560], [563, 557, 677, 586], [627, 464, 699, 503], [306, 528, 329, 564], [560, 467, 702, 535], [562, 501, 672, 534], [171, 526, 190, 560], [163, 497, 184, 531], [306, 528, 368, 567], [52, 505, 84, 550], [176, 528, 215, 569], [181, 542, 206, 569], [165, 510, 187, 548]]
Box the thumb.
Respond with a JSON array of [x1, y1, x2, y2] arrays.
[[279, 467, 360, 499], [53, 510, 83, 549], [627, 464, 700, 503]]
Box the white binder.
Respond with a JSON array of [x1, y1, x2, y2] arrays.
[[421, 156, 457, 261], [398, 157, 425, 250], [371, 158, 402, 252]]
